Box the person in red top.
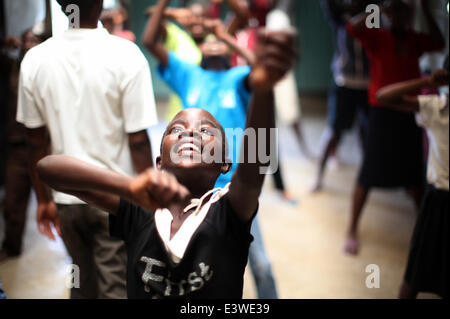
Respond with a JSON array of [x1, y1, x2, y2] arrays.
[[343, 0, 445, 255]]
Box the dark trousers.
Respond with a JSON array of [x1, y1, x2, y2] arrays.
[[57, 204, 127, 299], [2, 143, 31, 256]]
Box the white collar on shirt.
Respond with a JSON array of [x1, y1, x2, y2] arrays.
[[154, 183, 230, 264]]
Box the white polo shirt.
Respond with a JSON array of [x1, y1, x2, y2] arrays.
[[17, 28, 158, 204], [417, 94, 449, 191]]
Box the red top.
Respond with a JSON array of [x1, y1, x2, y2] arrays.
[[346, 23, 444, 106]]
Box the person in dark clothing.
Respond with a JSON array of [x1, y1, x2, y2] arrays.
[[0, 29, 43, 262]]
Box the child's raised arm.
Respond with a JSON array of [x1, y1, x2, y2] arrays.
[[142, 0, 171, 66], [376, 70, 449, 113], [38, 155, 189, 214], [227, 30, 297, 223]]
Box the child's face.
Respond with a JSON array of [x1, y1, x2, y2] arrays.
[[200, 38, 230, 70], [158, 109, 231, 176], [188, 4, 207, 41]]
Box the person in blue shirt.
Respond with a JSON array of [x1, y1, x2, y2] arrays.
[[158, 46, 251, 188], [143, 0, 279, 299]]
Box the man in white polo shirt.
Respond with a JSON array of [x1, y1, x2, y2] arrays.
[[16, 0, 158, 298]]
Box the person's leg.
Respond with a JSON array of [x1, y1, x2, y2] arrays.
[[1, 145, 32, 259], [312, 129, 342, 192], [271, 163, 297, 204], [398, 281, 418, 299], [57, 204, 99, 299], [313, 84, 356, 192], [344, 183, 370, 255], [290, 120, 312, 159], [407, 187, 425, 211], [248, 216, 278, 299], [356, 90, 370, 153], [90, 207, 127, 299]]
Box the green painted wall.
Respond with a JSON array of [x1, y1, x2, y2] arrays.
[[130, 0, 334, 98], [294, 0, 334, 94]]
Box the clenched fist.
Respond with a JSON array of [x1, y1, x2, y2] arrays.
[[249, 29, 298, 92], [128, 169, 190, 211]]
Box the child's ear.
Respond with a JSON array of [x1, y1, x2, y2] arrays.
[[221, 158, 232, 175], [156, 156, 162, 170]]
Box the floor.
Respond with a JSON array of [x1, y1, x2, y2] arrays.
[[0, 96, 438, 299]]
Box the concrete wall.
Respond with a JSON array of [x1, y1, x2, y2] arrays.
[[4, 0, 45, 37]]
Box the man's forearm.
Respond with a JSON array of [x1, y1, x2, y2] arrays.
[[26, 128, 53, 204], [130, 139, 154, 174], [129, 130, 154, 173]]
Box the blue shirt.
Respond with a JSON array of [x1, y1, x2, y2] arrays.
[[158, 51, 252, 188]]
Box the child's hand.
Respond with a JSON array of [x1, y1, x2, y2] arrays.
[[128, 169, 190, 211], [249, 29, 298, 91], [429, 69, 449, 87], [203, 19, 225, 38]]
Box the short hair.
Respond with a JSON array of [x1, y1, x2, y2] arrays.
[[56, 0, 102, 17], [383, 0, 412, 13]]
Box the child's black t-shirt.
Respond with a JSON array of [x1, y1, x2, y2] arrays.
[[109, 195, 256, 299]]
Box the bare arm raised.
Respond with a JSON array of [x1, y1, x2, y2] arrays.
[[37, 155, 189, 215], [227, 30, 297, 223]]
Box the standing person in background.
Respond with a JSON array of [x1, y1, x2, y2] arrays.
[[143, 0, 279, 298], [146, 5, 203, 122], [314, 0, 372, 192], [377, 60, 449, 299], [0, 29, 43, 263], [344, 0, 445, 255], [17, 0, 158, 298]]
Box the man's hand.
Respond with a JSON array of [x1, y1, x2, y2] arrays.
[[429, 69, 449, 87], [128, 169, 190, 211], [249, 29, 298, 91], [37, 201, 61, 241]]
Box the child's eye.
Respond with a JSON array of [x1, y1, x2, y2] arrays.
[[169, 127, 183, 134], [200, 127, 215, 136]]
